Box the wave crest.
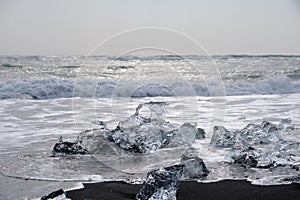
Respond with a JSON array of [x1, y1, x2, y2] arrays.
[[0, 75, 299, 99]]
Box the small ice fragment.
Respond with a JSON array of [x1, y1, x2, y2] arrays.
[[41, 189, 70, 200], [195, 128, 206, 139], [52, 136, 89, 156], [96, 120, 107, 129], [277, 118, 295, 131], [284, 174, 300, 184]]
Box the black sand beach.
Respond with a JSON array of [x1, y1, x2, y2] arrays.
[[66, 180, 300, 200]]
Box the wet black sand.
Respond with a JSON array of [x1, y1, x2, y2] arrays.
[[66, 180, 300, 200]]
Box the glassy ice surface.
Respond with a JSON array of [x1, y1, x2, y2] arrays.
[[180, 155, 209, 179], [77, 102, 197, 173], [136, 165, 183, 200]]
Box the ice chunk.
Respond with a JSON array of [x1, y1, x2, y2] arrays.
[[225, 146, 260, 168], [211, 121, 283, 148], [261, 142, 299, 168], [95, 120, 107, 129], [277, 118, 295, 131], [100, 102, 196, 154], [283, 174, 300, 184], [144, 101, 168, 122], [240, 121, 281, 144], [78, 129, 125, 155], [136, 165, 183, 200], [52, 136, 89, 156], [180, 155, 209, 179], [107, 123, 171, 154], [166, 123, 197, 148], [210, 126, 237, 148], [41, 189, 70, 200], [103, 102, 173, 154], [288, 174, 300, 184], [195, 128, 206, 139]]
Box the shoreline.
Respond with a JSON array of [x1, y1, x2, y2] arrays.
[[66, 180, 300, 200]]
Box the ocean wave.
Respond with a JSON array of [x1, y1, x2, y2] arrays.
[[0, 75, 299, 99], [1, 63, 23, 68]]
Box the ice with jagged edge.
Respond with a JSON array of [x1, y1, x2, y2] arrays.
[[77, 101, 199, 173], [80, 102, 198, 155], [206, 118, 300, 185], [136, 165, 183, 200]]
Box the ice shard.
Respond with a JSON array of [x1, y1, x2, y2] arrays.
[[240, 121, 281, 145], [136, 165, 184, 200], [98, 102, 196, 154], [41, 189, 68, 200], [225, 146, 260, 168], [166, 123, 197, 148], [180, 155, 209, 179], [195, 128, 206, 139], [52, 136, 89, 156], [277, 118, 295, 131], [210, 126, 237, 148]]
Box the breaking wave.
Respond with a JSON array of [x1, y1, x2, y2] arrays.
[[0, 75, 299, 99]]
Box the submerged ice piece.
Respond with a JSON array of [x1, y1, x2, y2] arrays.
[[210, 126, 237, 148], [52, 136, 89, 156], [225, 146, 260, 168], [180, 155, 209, 179], [136, 165, 184, 200]]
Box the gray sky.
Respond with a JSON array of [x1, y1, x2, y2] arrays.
[[0, 0, 299, 55]]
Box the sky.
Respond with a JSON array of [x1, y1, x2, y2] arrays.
[[0, 0, 299, 55]]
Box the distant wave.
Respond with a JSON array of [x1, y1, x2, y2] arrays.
[[0, 75, 299, 99], [109, 54, 300, 61], [226, 54, 300, 58], [1, 63, 23, 68], [1, 55, 299, 62]]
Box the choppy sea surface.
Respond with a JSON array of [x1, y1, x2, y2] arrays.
[[0, 55, 299, 199]]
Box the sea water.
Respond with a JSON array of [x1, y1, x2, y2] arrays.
[[0, 55, 299, 199]]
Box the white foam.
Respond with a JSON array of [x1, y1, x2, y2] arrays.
[[0, 75, 299, 99]]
